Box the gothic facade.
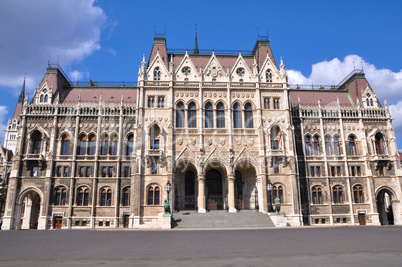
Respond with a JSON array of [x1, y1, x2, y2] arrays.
[[2, 35, 401, 230]]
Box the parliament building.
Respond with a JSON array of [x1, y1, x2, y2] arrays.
[[2, 34, 401, 230]]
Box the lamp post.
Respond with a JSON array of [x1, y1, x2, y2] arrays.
[[267, 181, 273, 213], [165, 180, 172, 214]]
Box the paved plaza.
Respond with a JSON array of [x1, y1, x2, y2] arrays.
[[0, 226, 401, 266]]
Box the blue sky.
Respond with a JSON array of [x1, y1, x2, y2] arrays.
[[1, 0, 402, 147]]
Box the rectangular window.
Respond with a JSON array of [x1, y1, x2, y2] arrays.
[[158, 97, 165, 108], [32, 167, 38, 177], [273, 99, 280, 109], [102, 167, 107, 177], [273, 163, 279, 174], [124, 167, 130, 177], [99, 221, 103, 227], [378, 166, 384, 176], [75, 221, 80, 226], [351, 166, 356, 177], [336, 166, 341, 177], [331, 166, 335, 177], [108, 167, 113, 177], [316, 167, 321, 177], [64, 167, 69, 177], [105, 221, 110, 227], [80, 167, 85, 177], [264, 98, 270, 109], [82, 221, 87, 227], [57, 166, 62, 177], [148, 97, 154, 108], [86, 167, 91, 177], [310, 166, 315, 177], [356, 166, 361, 176], [151, 163, 158, 174]]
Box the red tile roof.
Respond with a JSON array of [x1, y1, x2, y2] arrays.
[[60, 87, 137, 105], [289, 90, 353, 107]]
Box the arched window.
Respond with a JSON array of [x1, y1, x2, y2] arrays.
[[312, 186, 322, 204], [271, 126, 281, 150], [233, 103, 242, 128], [55, 187, 67, 206], [205, 102, 213, 128], [266, 69, 273, 82], [348, 135, 356, 156], [78, 134, 87, 155], [32, 131, 42, 154], [366, 98, 370, 107], [101, 134, 109, 155], [313, 135, 320, 156], [188, 102, 196, 128], [127, 134, 134, 156], [123, 187, 130, 206], [305, 135, 311, 156], [153, 67, 161, 81], [148, 97, 154, 108], [176, 102, 184, 128], [216, 103, 225, 128], [110, 134, 118, 155], [272, 185, 284, 204], [61, 134, 70, 155], [353, 185, 364, 203], [244, 103, 253, 128], [150, 125, 160, 150], [88, 134, 96, 155], [333, 185, 343, 204], [100, 188, 112, 206], [333, 135, 340, 156], [375, 132, 385, 155], [76, 187, 90, 206], [44, 95, 48, 102], [325, 135, 332, 156], [147, 186, 160, 205], [370, 99, 373, 106], [40, 95, 44, 102]]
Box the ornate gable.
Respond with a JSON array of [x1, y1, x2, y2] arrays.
[[205, 146, 229, 164], [230, 54, 254, 82], [146, 50, 170, 81], [259, 53, 284, 83], [203, 53, 227, 82], [176, 146, 197, 163], [234, 147, 260, 167], [174, 52, 200, 81]]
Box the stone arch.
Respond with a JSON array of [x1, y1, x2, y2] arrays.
[[234, 160, 259, 210], [376, 186, 399, 225], [16, 187, 44, 230], [174, 160, 199, 211], [203, 160, 228, 210]]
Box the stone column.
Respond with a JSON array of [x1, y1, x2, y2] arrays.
[[228, 174, 236, 213], [197, 174, 206, 213]]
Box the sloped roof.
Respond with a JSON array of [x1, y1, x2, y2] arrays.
[[60, 87, 137, 105], [289, 90, 353, 107]]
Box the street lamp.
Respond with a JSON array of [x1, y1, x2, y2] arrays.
[[165, 181, 172, 215], [267, 181, 273, 212]]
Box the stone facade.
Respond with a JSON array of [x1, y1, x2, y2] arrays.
[[2, 35, 401, 230]]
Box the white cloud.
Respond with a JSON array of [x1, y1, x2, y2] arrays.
[[287, 55, 402, 138], [108, 48, 117, 56], [0, 106, 9, 144], [69, 70, 90, 84], [0, 0, 107, 95]]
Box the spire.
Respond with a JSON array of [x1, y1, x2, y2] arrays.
[[18, 77, 25, 103], [194, 24, 199, 54]]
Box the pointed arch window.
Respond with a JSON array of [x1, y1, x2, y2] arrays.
[[150, 125, 160, 150], [305, 135, 312, 156], [266, 69, 273, 83], [244, 103, 253, 128], [55, 187, 67, 206], [78, 134, 87, 155], [61, 134, 70, 155], [353, 185, 364, 203], [188, 102, 196, 128], [176, 102, 184, 128], [88, 134, 96, 155], [233, 103, 242, 128], [312, 186, 322, 204], [101, 134, 109, 155], [110, 134, 118, 155], [313, 135, 320, 156], [32, 131, 42, 154], [100, 188, 112, 206], [216, 103, 225, 128], [272, 185, 284, 204], [40, 95, 44, 102], [127, 134, 134, 156], [147, 186, 160, 205], [153, 67, 161, 81], [348, 135, 356, 156], [205, 102, 213, 128], [77, 187, 89, 206], [333, 185, 343, 204], [325, 135, 332, 156], [375, 132, 385, 155], [44, 95, 48, 102], [123, 187, 130, 206], [333, 135, 340, 156]]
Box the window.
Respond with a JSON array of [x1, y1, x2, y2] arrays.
[[176, 102, 185, 128], [305, 135, 311, 156], [108, 167, 113, 177], [205, 103, 213, 128], [124, 167, 130, 177], [273, 99, 280, 110], [271, 126, 281, 150], [216, 103, 225, 128], [86, 167, 91, 177], [233, 103, 242, 128], [78, 134, 87, 155], [378, 166, 384, 176], [310, 166, 315, 177], [356, 166, 361, 176], [88, 134, 96, 155], [316, 167, 321, 177], [151, 163, 158, 174], [264, 98, 270, 109], [150, 125, 160, 150], [147, 186, 160, 205], [77, 187, 89, 206], [351, 166, 356, 176], [55, 187, 67, 206], [110, 135, 118, 156], [100, 188, 112, 206], [57, 166, 62, 177], [40, 95, 44, 102], [63, 166, 69, 177], [157, 97, 165, 108], [336, 166, 341, 177], [148, 97, 155, 108], [123, 187, 130, 206], [188, 102, 196, 128], [331, 166, 335, 177], [127, 134, 134, 156], [312, 186, 322, 204], [272, 185, 283, 203], [32, 166, 38, 177], [348, 135, 356, 156], [333, 135, 340, 156], [266, 69, 273, 82], [101, 134, 109, 155], [102, 167, 107, 177], [153, 67, 161, 81], [80, 167, 85, 177], [325, 136, 331, 156], [374, 132, 385, 155], [236, 68, 245, 77], [32, 131, 42, 154], [61, 134, 70, 155], [182, 67, 191, 76], [244, 103, 253, 128], [353, 185, 364, 203], [333, 186, 343, 204], [273, 163, 279, 174], [313, 135, 320, 156], [44, 95, 48, 102]]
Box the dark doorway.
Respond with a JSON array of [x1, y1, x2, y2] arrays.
[[377, 189, 394, 225], [30, 193, 41, 229], [235, 171, 243, 210], [358, 213, 366, 226], [123, 214, 129, 228], [185, 171, 196, 210], [54, 216, 63, 229], [206, 169, 223, 210]]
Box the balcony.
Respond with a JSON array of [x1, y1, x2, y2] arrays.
[[25, 154, 43, 160], [145, 149, 162, 157]]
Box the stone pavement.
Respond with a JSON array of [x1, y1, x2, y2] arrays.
[[172, 209, 275, 229]]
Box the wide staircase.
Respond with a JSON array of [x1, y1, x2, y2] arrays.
[[172, 210, 275, 229]]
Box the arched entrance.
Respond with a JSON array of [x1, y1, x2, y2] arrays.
[[377, 188, 395, 225], [206, 169, 223, 210], [19, 190, 41, 229], [184, 170, 196, 210], [234, 161, 258, 210], [174, 161, 198, 211]]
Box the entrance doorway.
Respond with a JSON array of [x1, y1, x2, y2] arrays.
[[123, 214, 129, 228], [206, 169, 223, 210], [235, 171, 243, 210], [20, 190, 41, 230], [358, 213, 366, 225], [54, 216, 63, 229], [184, 171, 196, 210], [377, 189, 395, 225]]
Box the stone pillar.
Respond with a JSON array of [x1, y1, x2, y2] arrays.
[[228, 175, 236, 213], [197, 175, 206, 213]]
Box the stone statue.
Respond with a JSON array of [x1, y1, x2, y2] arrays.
[[275, 197, 281, 214], [164, 198, 171, 215]]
